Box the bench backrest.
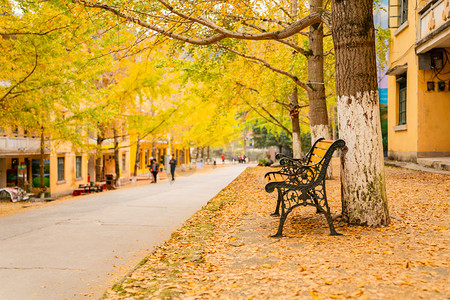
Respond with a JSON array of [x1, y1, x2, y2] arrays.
[[274, 138, 345, 186], [306, 139, 336, 165]]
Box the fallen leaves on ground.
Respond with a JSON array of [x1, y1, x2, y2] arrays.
[[104, 160, 449, 299]]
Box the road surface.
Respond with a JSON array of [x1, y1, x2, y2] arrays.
[[0, 164, 248, 299]]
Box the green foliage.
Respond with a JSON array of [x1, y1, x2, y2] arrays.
[[375, 26, 392, 75], [32, 177, 50, 188], [258, 158, 267, 166], [253, 123, 292, 152]]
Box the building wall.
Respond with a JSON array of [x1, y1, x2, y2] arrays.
[[50, 142, 89, 197], [0, 158, 5, 187], [388, 5, 419, 160], [387, 0, 450, 161], [417, 60, 450, 156]]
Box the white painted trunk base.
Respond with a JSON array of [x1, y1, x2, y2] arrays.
[[338, 91, 389, 226]]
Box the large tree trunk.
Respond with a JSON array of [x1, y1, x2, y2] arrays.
[[308, 0, 332, 177], [332, 0, 389, 226], [308, 0, 331, 143]]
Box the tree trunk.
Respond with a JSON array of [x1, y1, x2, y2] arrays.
[[290, 1, 302, 159], [133, 134, 140, 182], [332, 0, 389, 226], [113, 127, 120, 187], [308, 0, 331, 143], [151, 140, 156, 158], [95, 126, 104, 182], [39, 126, 45, 201], [290, 87, 302, 158], [308, 0, 332, 177]]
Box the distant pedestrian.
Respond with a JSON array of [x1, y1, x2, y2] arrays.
[[150, 159, 159, 183], [169, 155, 177, 181], [147, 157, 153, 180], [221, 154, 225, 164]]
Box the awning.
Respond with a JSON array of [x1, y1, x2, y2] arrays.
[[386, 63, 408, 76]]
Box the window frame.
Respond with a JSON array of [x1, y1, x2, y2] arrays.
[[400, 0, 408, 25], [57, 157, 65, 182], [75, 156, 82, 179], [397, 74, 407, 125]]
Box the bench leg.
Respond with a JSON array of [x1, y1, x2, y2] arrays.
[[324, 210, 342, 236], [313, 198, 321, 214], [270, 191, 282, 217], [272, 202, 290, 238]]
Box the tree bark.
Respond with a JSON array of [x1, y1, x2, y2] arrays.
[[332, 0, 389, 226], [308, 0, 330, 143], [308, 0, 332, 177], [290, 0, 302, 159]]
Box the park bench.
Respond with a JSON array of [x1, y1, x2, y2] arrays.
[[264, 138, 346, 237]]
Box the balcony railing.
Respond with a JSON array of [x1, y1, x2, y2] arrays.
[[417, 0, 450, 53], [0, 136, 41, 154]]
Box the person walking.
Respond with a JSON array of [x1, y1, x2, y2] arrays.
[[169, 155, 177, 181], [221, 154, 225, 164], [150, 159, 159, 183]]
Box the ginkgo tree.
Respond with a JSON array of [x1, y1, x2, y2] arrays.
[[0, 0, 118, 198], [71, 0, 389, 227]]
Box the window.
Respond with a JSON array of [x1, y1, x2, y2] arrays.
[[57, 157, 65, 181], [389, 0, 408, 28], [76, 156, 82, 179], [397, 74, 407, 125], [400, 0, 408, 24], [122, 154, 126, 171]]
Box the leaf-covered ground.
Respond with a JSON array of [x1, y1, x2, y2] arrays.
[[103, 162, 449, 299]]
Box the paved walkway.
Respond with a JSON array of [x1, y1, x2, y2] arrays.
[[0, 164, 248, 300], [385, 159, 450, 175]]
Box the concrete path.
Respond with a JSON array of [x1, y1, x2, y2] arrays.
[[0, 164, 248, 300]]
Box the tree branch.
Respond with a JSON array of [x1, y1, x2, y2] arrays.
[[235, 81, 292, 136], [0, 44, 38, 104], [73, 0, 324, 44], [239, 20, 309, 56], [219, 45, 311, 92]]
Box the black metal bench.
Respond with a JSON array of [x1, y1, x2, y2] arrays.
[[264, 138, 345, 237]]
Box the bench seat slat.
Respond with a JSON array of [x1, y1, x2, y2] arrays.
[[309, 154, 322, 164], [316, 141, 333, 151], [312, 147, 327, 158]]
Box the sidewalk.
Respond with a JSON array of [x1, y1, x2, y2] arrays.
[[104, 162, 449, 299]]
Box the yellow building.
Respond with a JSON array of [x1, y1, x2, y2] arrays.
[[0, 124, 191, 198], [387, 0, 450, 162], [0, 126, 90, 197]]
